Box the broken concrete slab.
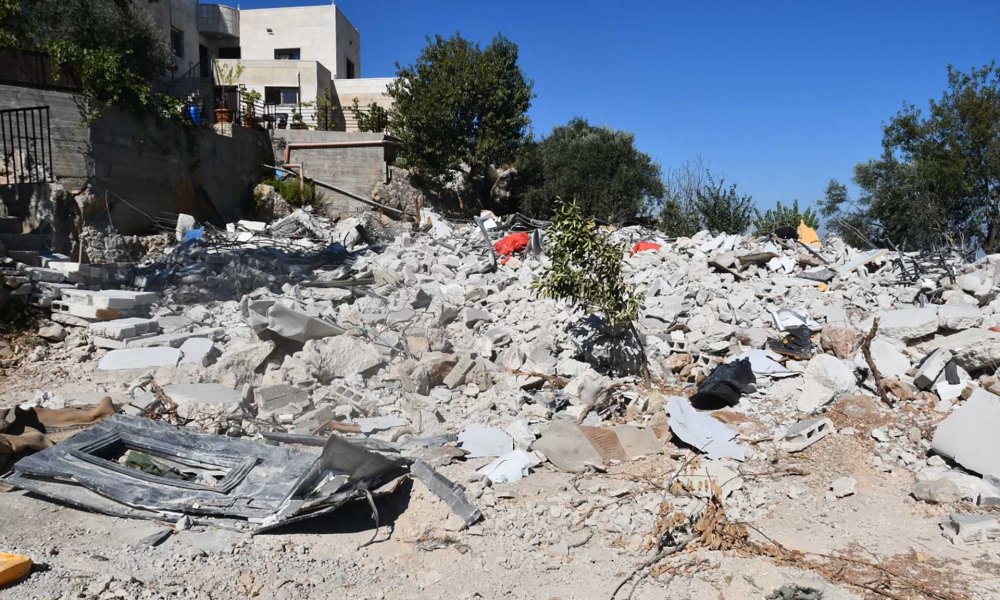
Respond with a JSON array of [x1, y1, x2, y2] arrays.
[[877, 307, 938, 341], [134, 383, 242, 420], [915, 348, 953, 390], [798, 354, 856, 412], [457, 425, 514, 458], [923, 329, 1000, 373], [942, 513, 1000, 544], [666, 396, 746, 461], [96, 347, 183, 371], [178, 338, 216, 366], [90, 317, 160, 341], [304, 336, 387, 384], [938, 304, 984, 331], [931, 388, 1000, 480]]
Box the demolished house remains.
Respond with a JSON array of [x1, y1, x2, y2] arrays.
[[3, 194, 1000, 597]]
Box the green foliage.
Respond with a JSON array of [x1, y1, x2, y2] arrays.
[[533, 199, 641, 331], [519, 118, 665, 222], [693, 175, 754, 234], [0, 0, 21, 50], [213, 60, 244, 109], [259, 177, 320, 208], [753, 199, 819, 234], [657, 159, 708, 237], [349, 98, 389, 132], [387, 33, 533, 203], [829, 63, 1000, 251], [13, 0, 171, 119]]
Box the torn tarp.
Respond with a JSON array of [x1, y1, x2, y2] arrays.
[[243, 297, 345, 343]]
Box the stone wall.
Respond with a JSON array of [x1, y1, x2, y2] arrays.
[[271, 130, 398, 216], [1, 84, 274, 235]]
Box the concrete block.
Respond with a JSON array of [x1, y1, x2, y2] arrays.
[[915, 348, 953, 390], [60, 289, 157, 310], [779, 417, 834, 452], [90, 317, 160, 341], [92, 333, 160, 350], [932, 388, 1000, 480], [157, 315, 195, 333], [255, 384, 310, 414], [179, 338, 216, 366], [938, 304, 984, 330], [52, 301, 128, 321], [923, 329, 1000, 373], [878, 307, 938, 341], [943, 513, 1000, 544], [127, 329, 224, 348], [97, 347, 182, 371], [25, 266, 66, 283], [444, 355, 476, 389]]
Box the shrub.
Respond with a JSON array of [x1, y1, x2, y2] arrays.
[[753, 199, 820, 234], [259, 177, 320, 208], [693, 176, 754, 234], [533, 199, 641, 332]]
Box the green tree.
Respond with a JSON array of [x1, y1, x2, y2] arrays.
[[533, 199, 645, 378], [818, 179, 878, 247], [387, 33, 533, 205], [753, 199, 820, 234], [826, 63, 1000, 251], [349, 98, 389, 133], [3, 0, 171, 118], [520, 118, 665, 222], [693, 175, 754, 234]]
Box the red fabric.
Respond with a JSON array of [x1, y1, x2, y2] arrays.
[[494, 232, 530, 256], [631, 241, 661, 255]]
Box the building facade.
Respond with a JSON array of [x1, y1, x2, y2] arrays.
[[148, 1, 389, 131]]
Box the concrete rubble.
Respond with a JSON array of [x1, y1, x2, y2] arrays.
[[5, 206, 1000, 598]]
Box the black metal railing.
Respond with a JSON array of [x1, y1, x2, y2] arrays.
[[0, 106, 53, 185]]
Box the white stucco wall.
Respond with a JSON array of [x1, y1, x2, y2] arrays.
[[238, 5, 340, 73], [335, 7, 361, 78], [215, 59, 330, 125]]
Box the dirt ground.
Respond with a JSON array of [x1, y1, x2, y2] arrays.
[[3, 364, 1000, 600]]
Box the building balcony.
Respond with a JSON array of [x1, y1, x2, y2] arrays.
[[197, 3, 239, 39]]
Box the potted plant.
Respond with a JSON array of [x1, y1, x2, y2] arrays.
[[212, 59, 245, 124], [290, 110, 307, 129], [240, 88, 262, 128]]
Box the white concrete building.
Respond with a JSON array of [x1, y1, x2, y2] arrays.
[[146, 1, 390, 131]]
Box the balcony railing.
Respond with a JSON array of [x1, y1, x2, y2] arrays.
[[197, 4, 239, 39]]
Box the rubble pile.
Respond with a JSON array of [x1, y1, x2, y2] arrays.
[[5, 205, 1000, 596]]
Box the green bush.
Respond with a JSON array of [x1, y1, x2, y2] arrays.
[[533, 199, 641, 332], [258, 177, 320, 208], [693, 176, 754, 234], [753, 199, 820, 234], [349, 98, 389, 133]]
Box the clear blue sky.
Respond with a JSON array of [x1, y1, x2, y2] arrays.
[[242, 0, 1000, 210]]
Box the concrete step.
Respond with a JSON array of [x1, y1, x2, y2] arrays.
[[0, 217, 21, 235], [0, 233, 50, 252]]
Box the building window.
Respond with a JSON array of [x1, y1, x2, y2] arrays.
[[345, 58, 355, 79], [170, 28, 184, 58], [274, 48, 301, 60], [264, 87, 299, 105], [218, 46, 241, 59]]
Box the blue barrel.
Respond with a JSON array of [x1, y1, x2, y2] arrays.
[[186, 104, 202, 125]]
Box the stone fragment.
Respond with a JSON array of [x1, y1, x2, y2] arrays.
[[798, 354, 855, 412], [97, 347, 182, 371], [531, 420, 605, 472], [878, 307, 938, 340], [90, 317, 160, 341], [915, 348, 953, 390], [820, 324, 863, 358], [444, 355, 476, 389], [305, 336, 386, 384], [938, 304, 983, 331], [457, 425, 514, 458], [830, 477, 856, 498], [178, 338, 216, 366], [138, 383, 242, 420], [942, 513, 1000, 544], [37, 323, 66, 342]]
